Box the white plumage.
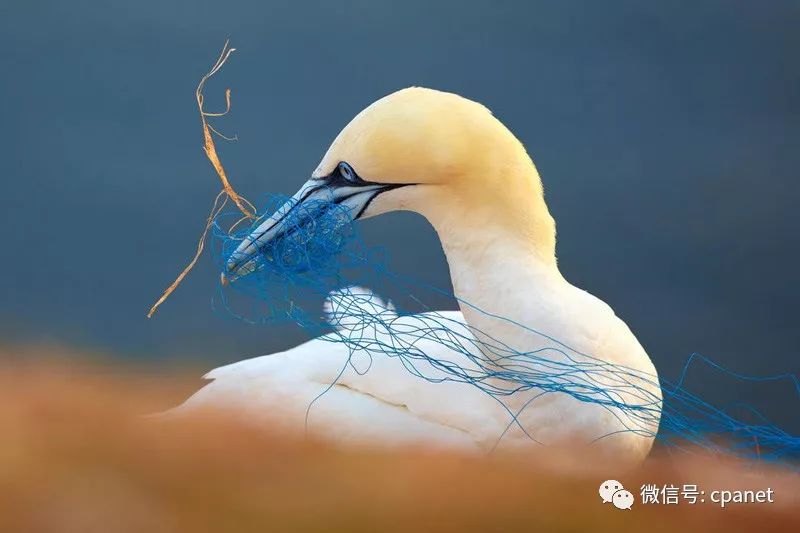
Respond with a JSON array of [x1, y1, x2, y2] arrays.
[[168, 87, 662, 463]]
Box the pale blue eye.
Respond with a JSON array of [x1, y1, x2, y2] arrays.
[[339, 162, 356, 182]]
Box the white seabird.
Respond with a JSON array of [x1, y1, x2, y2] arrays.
[[169, 87, 663, 464]]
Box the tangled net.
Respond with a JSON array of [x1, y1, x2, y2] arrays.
[[210, 194, 800, 462], [150, 42, 799, 463]]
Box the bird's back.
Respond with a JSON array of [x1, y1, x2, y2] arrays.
[[169, 286, 660, 461]]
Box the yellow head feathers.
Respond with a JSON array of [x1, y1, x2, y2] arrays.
[[313, 87, 555, 257], [314, 87, 539, 189]]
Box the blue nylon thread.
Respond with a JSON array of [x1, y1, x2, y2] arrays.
[[210, 193, 800, 462]]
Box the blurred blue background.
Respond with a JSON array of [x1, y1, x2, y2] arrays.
[[1, 1, 798, 425]]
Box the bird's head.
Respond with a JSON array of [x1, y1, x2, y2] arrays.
[[226, 87, 555, 278]]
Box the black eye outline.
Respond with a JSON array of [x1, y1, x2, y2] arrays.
[[338, 161, 357, 183]]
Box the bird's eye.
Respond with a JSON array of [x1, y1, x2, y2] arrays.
[[338, 162, 356, 182]]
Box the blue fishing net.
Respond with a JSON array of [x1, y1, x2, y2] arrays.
[[210, 191, 800, 462]]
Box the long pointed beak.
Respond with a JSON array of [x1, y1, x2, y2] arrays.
[[224, 178, 395, 280]]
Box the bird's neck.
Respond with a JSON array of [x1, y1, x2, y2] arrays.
[[439, 223, 563, 333], [419, 171, 564, 355], [439, 223, 566, 377]]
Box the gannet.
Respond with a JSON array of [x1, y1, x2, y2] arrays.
[[170, 87, 662, 463]]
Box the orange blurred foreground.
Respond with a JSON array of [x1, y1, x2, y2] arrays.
[[0, 345, 798, 532]]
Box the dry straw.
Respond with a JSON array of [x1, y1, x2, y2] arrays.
[[147, 41, 254, 318]]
